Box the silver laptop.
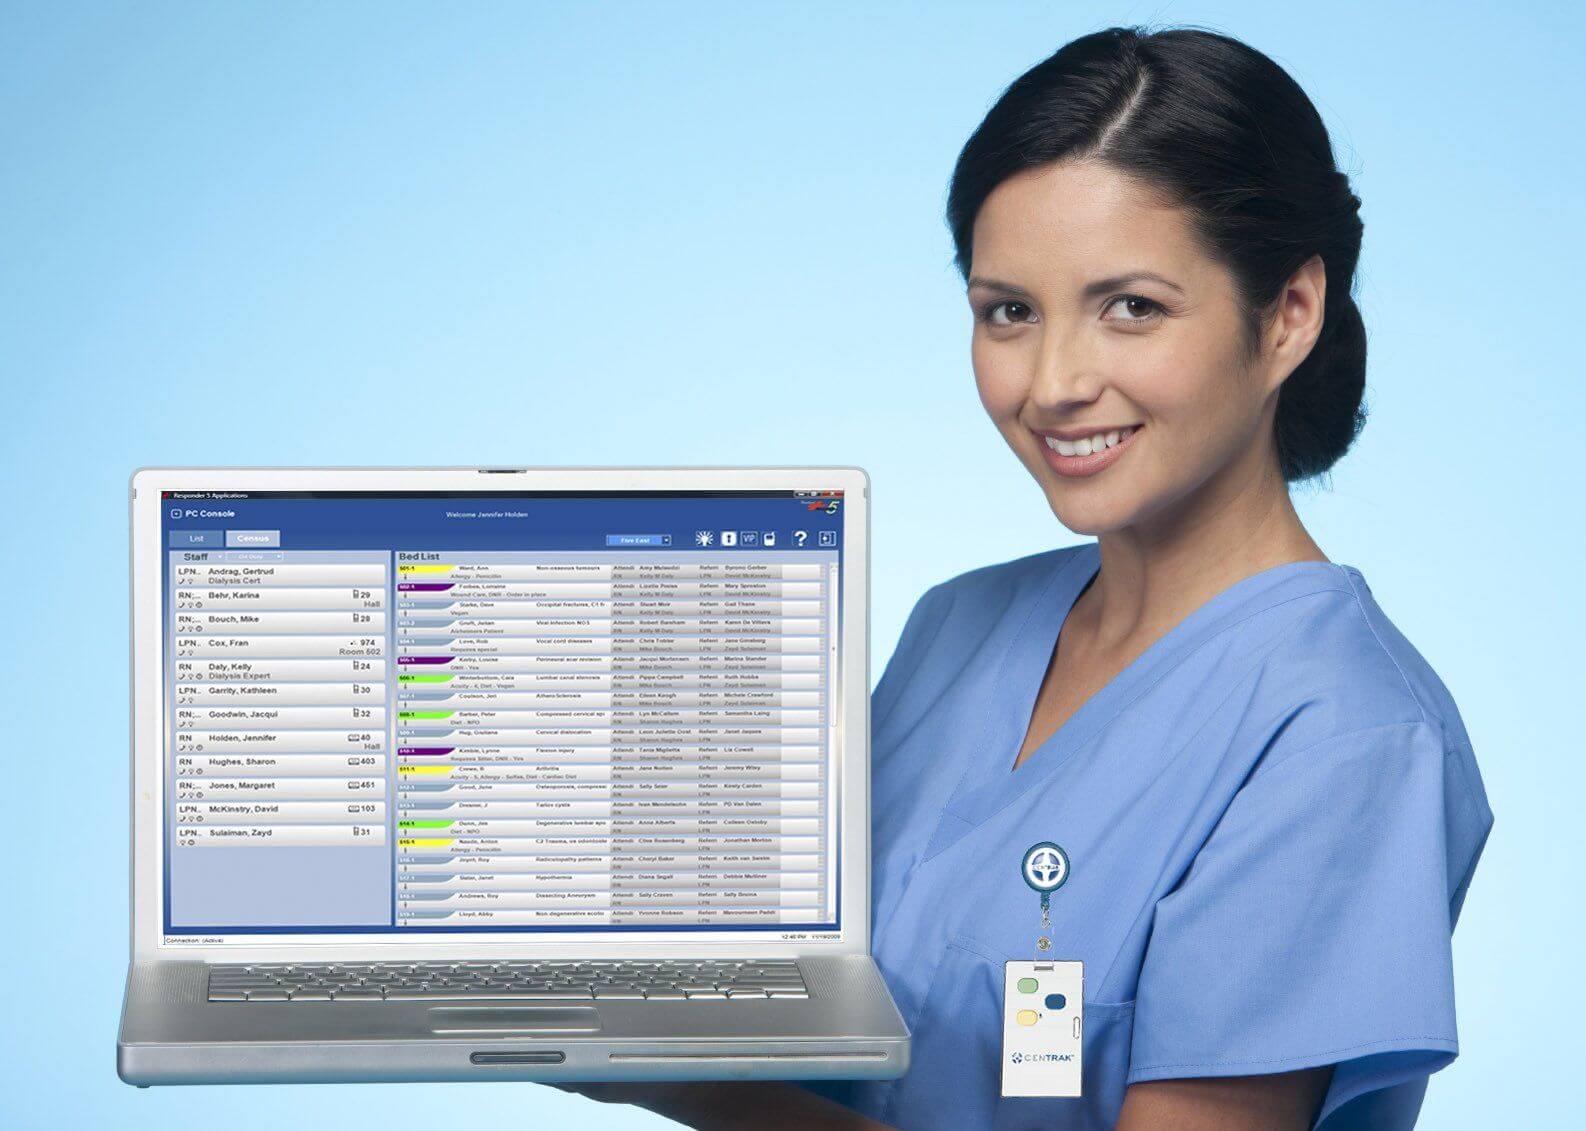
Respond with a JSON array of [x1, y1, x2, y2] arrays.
[[119, 466, 909, 1085]]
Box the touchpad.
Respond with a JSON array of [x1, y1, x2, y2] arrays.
[[427, 1006, 602, 1034]]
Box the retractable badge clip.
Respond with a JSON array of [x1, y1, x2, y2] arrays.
[[1021, 840, 1070, 959]]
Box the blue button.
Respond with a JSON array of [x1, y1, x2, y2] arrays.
[[605, 534, 671, 547], [168, 530, 222, 548], [1044, 993, 1067, 1010], [226, 529, 280, 548]]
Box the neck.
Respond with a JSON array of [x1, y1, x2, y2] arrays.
[[1082, 445, 1327, 650]]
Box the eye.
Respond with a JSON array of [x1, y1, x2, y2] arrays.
[[978, 300, 1038, 327], [1102, 294, 1164, 325]]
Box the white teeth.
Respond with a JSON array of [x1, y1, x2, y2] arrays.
[[1043, 426, 1137, 458]]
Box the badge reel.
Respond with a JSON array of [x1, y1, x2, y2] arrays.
[[1002, 842, 1083, 1099]]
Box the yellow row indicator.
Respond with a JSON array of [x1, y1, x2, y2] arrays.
[[398, 765, 453, 775], [397, 838, 454, 848], [397, 564, 455, 574]]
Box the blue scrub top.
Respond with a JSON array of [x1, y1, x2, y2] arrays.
[[808, 541, 1493, 1130]]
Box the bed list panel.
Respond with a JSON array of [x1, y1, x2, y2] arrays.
[[392, 553, 839, 928]]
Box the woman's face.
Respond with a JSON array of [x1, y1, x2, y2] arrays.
[[968, 159, 1297, 537]]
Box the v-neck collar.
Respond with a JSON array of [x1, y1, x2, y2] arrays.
[[920, 542, 1353, 861]]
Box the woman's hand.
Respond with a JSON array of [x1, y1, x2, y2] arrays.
[[551, 1080, 897, 1130]]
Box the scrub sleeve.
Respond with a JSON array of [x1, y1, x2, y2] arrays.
[[1126, 718, 1492, 1128]]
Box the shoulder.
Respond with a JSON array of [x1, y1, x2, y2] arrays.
[[914, 540, 1096, 621], [877, 543, 1092, 704], [1254, 563, 1474, 756], [1249, 565, 1493, 886]]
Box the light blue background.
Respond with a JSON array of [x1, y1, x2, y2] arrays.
[[3, 1, 1579, 1126]]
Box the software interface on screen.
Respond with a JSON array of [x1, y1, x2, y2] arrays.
[[158, 489, 844, 939]]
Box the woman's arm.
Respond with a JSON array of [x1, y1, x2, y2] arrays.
[[1115, 1066, 1333, 1130], [555, 1081, 897, 1130], [561, 1063, 1329, 1128]]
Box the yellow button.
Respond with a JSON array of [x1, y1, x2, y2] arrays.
[[1016, 1010, 1039, 1026]]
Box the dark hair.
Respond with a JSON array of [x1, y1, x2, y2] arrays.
[[947, 26, 1366, 482]]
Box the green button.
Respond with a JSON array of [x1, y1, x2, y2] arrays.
[[1016, 977, 1039, 994]]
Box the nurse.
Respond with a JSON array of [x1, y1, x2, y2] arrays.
[[565, 24, 1493, 1131]]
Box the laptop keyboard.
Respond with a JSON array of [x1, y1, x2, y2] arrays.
[[206, 959, 809, 1002]]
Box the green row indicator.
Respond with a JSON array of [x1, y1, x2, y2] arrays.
[[399, 820, 454, 829], [398, 674, 454, 684], [399, 710, 454, 720]]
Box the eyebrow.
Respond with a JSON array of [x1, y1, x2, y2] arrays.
[[967, 271, 1185, 299]]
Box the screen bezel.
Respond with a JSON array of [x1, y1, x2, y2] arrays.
[[131, 466, 871, 962]]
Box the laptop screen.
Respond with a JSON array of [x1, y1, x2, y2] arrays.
[[158, 489, 844, 941]]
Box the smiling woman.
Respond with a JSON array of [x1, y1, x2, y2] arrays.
[[566, 23, 1491, 1131], [799, 22, 1488, 1131]]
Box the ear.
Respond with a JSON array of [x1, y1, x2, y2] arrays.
[[1261, 253, 1327, 396]]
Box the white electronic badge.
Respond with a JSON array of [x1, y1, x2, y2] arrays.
[[1002, 842, 1082, 1098]]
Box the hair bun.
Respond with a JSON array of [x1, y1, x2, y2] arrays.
[[1333, 171, 1362, 216], [1275, 291, 1367, 481]]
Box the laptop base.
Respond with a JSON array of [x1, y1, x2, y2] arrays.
[[118, 955, 909, 1085]]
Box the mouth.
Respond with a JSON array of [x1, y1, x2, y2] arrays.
[[1033, 424, 1141, 479]]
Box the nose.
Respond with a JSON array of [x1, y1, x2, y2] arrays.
[[1028, 330, 1103, 412]]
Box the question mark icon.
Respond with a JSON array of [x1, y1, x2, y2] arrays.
[[793, 530, 808, 547]]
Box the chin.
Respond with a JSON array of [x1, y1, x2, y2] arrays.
[[1013, 434, 1146, 538], [1042, 490, 1131, 537]]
